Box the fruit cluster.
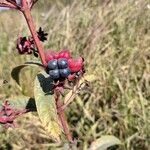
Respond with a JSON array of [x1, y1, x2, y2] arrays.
[[45, 50, 84, 81], [47, 59, 70, 80]]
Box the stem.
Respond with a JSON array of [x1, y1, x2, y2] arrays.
[[55, 90, 73, 143], [21, 0, 47, 66], [21, 0, 73, 142]]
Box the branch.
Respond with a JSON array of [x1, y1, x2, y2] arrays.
[[21, 0, 47, 66], [55, 90, 73, 143], [31, 0, 38, 9], [58, 80, 88, 112], [6, 0, 17, 5], [0, 0, 20, 9]]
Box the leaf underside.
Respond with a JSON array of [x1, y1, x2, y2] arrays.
[[34, 71, 62, 142]]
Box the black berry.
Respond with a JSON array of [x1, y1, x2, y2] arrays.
[[58, 58, 68, 69], [48, 60, 58, 70], [59, 68, 71, 78], [49, 69, 60, 79]]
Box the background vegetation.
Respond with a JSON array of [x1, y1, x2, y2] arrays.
[[0, 0, 150, 149]]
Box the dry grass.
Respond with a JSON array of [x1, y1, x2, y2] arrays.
[[0, 0, 150, 149]]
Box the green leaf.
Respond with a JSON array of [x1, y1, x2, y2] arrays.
[[24, 61, 44, 67], [11, 62, 43, 86], [34, 71, 62, 142], [89, 135, 121, 150], [11, 62, 43, 97], [0, 96, 36, 112], [11, 64, 28, 86]]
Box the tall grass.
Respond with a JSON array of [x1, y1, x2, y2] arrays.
[[0, 0, 150, 149]]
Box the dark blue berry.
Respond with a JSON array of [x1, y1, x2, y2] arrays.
[[59, 68, 71, 78], [49, 69, 60, 79], [48, 60, 58, 70], [58, 58, 68, 69]]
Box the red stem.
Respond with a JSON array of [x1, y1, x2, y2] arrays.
[[55, 91, 73, 143], [21, 0, 47, 66]]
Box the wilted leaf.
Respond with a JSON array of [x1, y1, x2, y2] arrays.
[[79, 74, 97, 85], [89, 135, 121, 150], [34, 71, 62, 142], [84, 74, 97, 82]]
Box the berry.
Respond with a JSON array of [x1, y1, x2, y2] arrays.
[[58, 58, 68, 69], [59, 68, 71, 78], [48, 60, 58, 70], [49, 69, 60, 79]]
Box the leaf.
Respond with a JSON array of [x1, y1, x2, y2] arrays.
[[24, 61, 43, 67], [11, 62, 43, 86], [79, 74, 97, 85], [0, 96, 36, 111], [11, 62, 43, 97], [89, 135, 121, 150], [11, 64, 28, 86], [34, 71, 62, 142], [84, 74, 97, 82]]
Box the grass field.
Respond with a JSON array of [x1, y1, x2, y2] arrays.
[[0, 0, 150, 149]]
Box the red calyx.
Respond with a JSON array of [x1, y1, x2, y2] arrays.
[[45, 50, 71, 63], [68, 57, 84, 73], [58, 50, 71, 59], [45, 50, 54, 62]]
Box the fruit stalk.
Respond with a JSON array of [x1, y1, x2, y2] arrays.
[[21, 0, 47, 66]]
